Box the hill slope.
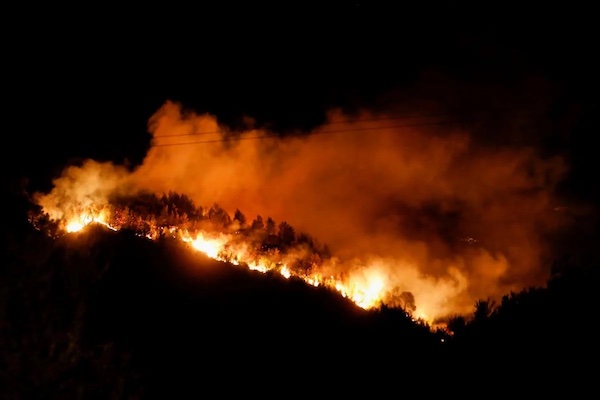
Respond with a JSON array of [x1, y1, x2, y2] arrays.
[[2, 223, 443, 397], [3, 188, 599, 397]]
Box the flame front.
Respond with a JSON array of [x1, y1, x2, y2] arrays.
[[350, 273, 385, 309], [64, 209, 116, 233], [184, 233, 227, 259], [32, 187, 473, 326], [36, 204, 425, 320], [180, 231, 388, 311]]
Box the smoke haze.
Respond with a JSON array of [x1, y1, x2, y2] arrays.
[[36, 96, 570, 318]]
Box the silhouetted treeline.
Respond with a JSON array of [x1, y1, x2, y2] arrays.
[[3, 186, 599, 397], [31, 191, 332, 276]]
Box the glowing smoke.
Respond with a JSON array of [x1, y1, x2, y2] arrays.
[[35, 100, 568, 319]]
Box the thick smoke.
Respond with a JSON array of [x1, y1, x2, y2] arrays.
[[34, 161, 131, 222], [135, 101, 567, 314], [35, 99, 569, 319]]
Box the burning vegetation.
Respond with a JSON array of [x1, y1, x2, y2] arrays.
[[30, 190, 429, 321], [29, 100, 571, 325]]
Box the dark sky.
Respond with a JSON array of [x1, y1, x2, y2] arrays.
[[5, 3, 599, 206]]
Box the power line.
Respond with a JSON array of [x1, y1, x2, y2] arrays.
[[151, 113, 461, 139], [150, 107, 545, 146], [151, 118, 474, 147]]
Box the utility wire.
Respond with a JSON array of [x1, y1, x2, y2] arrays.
[[152, 113, 462, 139], [150, 107, 543, 146], [151, 118, 474, 147]]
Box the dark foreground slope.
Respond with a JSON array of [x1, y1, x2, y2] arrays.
[[2, 221, 445, 398], [2, 189, 599, 398]]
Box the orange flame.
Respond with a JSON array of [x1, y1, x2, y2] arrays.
[[179, 231, 390, 311], [34, 201, 465, 327], [58, 209, 401, 317], [183, 233, 228, 259], [64, 209, 116, 233]]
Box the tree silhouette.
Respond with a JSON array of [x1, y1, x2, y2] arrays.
[[446, 314, 467, 336], [250, 215, 265, 231], [233, 209, 247, 229], [277, 221, 296, 247], [265, 217, 276, 236], [207, 203, 232, 229], [473, 297, 497, 322]]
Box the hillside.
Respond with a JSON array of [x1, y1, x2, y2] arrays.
[[2, 186, 598, 397], [2, 218, 444, 397]]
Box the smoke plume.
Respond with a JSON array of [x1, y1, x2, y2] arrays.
[[35, 98, 569, 320]]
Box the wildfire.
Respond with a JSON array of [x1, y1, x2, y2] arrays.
[[31, 193, 449, 327], [184, 233, 227, 259], [179, 230, 387, 311], [64, 209, 116, 233], [30, 102, 570, 333], [46, 210, 403, 316], [346, 273, 385, 309]]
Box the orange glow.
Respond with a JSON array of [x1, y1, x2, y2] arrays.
[[183, 233, 228, 259], [31, 166, 511, 327], [64, 209, 116, 233], [280, 265, 292, 279], [65, 219, 88, 233], [349, 272, 385, 309], [178, 230, 391, 312], [40, 206, 420, 321], [32, 101, 571, 326]]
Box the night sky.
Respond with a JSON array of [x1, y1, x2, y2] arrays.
[[5, 2, 599, 209]]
